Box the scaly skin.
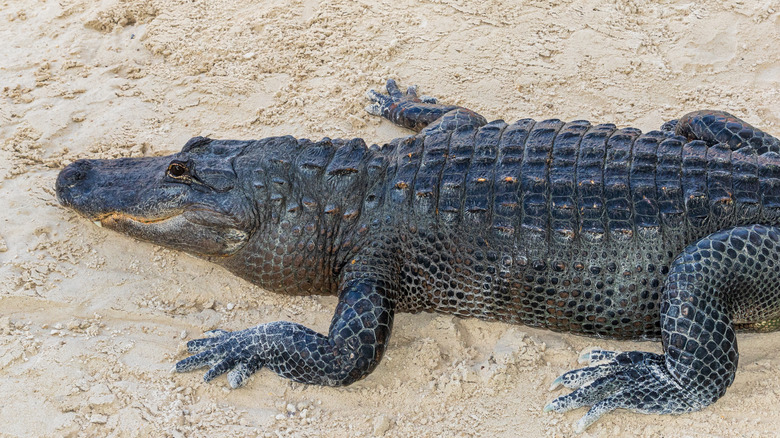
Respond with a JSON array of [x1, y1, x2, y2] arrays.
[[55, 79, 780, 432]]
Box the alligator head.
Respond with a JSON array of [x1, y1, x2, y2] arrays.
[[56, 137, 257, 257]]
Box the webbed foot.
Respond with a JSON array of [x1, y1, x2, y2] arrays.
[[546, 349, 697, 433], [174, 276, 396, 387], [174, 326, 266, 388], [365, 79, 461, 131], [365, 80, 438, 113], [546, 225, 780, 432]]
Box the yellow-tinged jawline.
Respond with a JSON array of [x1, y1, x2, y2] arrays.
[[93, 211, 181, 226]]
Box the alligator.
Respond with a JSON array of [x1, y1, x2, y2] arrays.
[[55, 79, 780, 432]]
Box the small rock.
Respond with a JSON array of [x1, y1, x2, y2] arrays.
[[226, 303, 235, 311], [286, 403, 296, 414], [373, 414, 392, 436], [89, 393, 116, 407], [90, 414, 108, 424], [66, 320, 79, 331]]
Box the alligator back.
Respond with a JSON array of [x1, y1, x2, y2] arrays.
[[357, 119, 780, 339]]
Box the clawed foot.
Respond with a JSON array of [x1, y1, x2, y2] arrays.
[[365, 79, 438, 117], [365, 78, 469, 132], [546, 349, 696, 433], [174, 327, 265, 388]]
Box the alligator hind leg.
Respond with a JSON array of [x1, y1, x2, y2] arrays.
[[664, 110, 780, 153], [365, 79, 487, 133], [546, 225, 780, 432]]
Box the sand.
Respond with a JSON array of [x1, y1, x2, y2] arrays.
[[1, 0, 780, 436]]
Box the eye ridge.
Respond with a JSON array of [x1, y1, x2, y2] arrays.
[[167, 161, 189, 178]]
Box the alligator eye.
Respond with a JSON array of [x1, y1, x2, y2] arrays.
[[167, 162, 188, 178]]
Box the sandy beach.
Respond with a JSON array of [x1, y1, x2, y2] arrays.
[[1, 0, 780, 436]]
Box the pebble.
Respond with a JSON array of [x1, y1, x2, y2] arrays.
[[88, 393, 116, 406], [373, 414, 392, 435], [226, 303, 235, 311], [89, 414, 108, 424]]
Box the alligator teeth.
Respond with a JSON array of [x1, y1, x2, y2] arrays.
[[93, 220, 103, 228]]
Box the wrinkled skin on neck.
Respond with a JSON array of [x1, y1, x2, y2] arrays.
[[56, 137, 258, 258]]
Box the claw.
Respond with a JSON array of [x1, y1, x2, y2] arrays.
[[549, 376, 563, 391], [176, 349, 218, 373], [551, 374, 623, 413], [366, 89, 389, 104], [365, 104, 382, 117], [227, 360, 263, 388]]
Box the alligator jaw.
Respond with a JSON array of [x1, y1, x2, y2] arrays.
[[83, 212, 180, 232], [86, 211, 250, 257]]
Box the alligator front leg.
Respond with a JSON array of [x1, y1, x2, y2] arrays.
[[546, 225, 780, 432], [365, 78, 487, 134], [175, 273, 397, 387]]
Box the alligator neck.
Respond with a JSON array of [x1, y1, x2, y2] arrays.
[[217, 135, 383, 296]]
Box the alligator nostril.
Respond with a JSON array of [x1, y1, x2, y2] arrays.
[[68, 168, 87, 183], [61, 160, 92, 184]]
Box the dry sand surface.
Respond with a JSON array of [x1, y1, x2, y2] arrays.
[[2, 0, 780, 436]]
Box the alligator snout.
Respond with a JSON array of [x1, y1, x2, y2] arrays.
[[56, 159, 94, 208]]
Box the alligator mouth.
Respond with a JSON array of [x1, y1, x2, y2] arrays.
[[87, 210, 250, 256], [91, 212, 181, 228]]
